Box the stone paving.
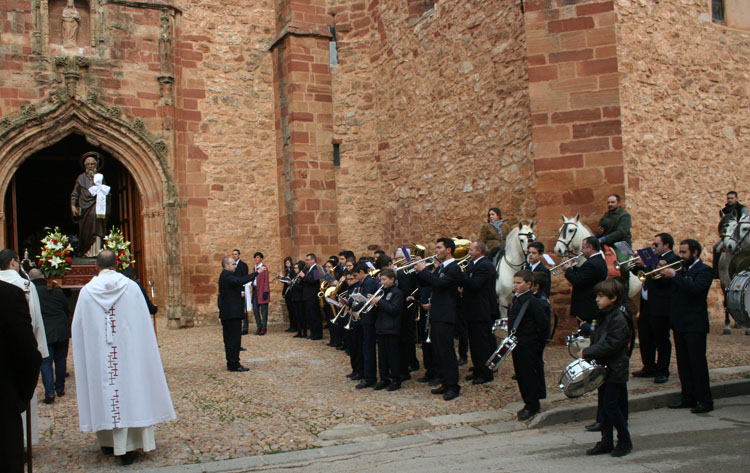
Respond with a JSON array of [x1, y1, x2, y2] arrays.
[[32, 317, 750, 472]]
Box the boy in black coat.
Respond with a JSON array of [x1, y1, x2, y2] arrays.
[[580, 279, 633, 457], [373, 268, 404, 391]]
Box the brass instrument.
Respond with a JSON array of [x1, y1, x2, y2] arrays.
[[637, 260, 683, 282], [456, 254, 472, 271], [330, 291, 349, 325], [452, 238, 472, 259], [411, 243, 427, 258], [614, 256, 641, 271], [550, 254, 582, 275], [354, 286, 385, 317], [395, 254, 439, 274], [424, 296, 432, 343]]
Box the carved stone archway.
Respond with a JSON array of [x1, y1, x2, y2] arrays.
[[0, 97, 190, 328]]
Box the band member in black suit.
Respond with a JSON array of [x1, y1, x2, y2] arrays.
[[351, 262, 380, 389], [527, 242, 551, 299], [661, 239, 714, 414], [395, 259, 419, 381], [564, 236, 608, 322], [532, 271, 551, 401], [415, 238, 462, 401], [415, 281, 438, 384], [218, 256, 262, 372], [291, 261, 307, 337], [632, 233, 679, 384], [1, 280, 42, 473], [280, 257, 297, 333], [460, 241, 497, 384], [373, 269, 404, 391], [300, 253, 323, 340], [509, 270, 549, 421], [232, 249, 250, 335]]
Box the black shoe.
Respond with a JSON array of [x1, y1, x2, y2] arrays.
[[228, 366, 249, 372], [443, 389, 460, 401], [285, 327, 296, 333], [431, 386, 447, 395], [119, 451, 136, 466], [374, 380, 391, 390], [100, 446, 114, 455], [669, 400, 696, 409], [472, 377, 491, 385], [408, 362, 420, 371], [586, 442, 614, 455], [401, 373, 412, 381], [310, 336, 323, 340], [56, 390, 65, 397], [43, 396, 55, 404], [465, 373, 476, 381], [611, 442, 633, 457], [585, 422, 602, 432], [517, 408, 538, 421], [654, 375, 669, 384], [511, 375, 517, 380], [293, 333, 304, 338], [457, 358, 468, 366], [327, 342, 337, 347], [239, 347, 247, 351], [336, 345, 347, 351], [241, 330, 249, 335], [355, 380, 376, 389], [691, 402, 714, 414], [387, 383, 401, 391], [346, 372, 355, 379], [632, 369, 656, 378], [428, 378, 443, 387], [416, 375, 432, 383], [351, 374, 363, 381]]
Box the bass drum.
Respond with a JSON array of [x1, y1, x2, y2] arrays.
[[726, 270, 750, 326], [558, 359, 606, 398]]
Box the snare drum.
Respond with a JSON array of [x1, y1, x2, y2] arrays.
[[558, 358, 606, 398], [565, 329, 591, 359], [486, 334, 517, 370], [492, 318, 509, 344], [727, 270, 750, 326]]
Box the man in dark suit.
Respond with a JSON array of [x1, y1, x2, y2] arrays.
[[527, 242, 551, 299], [632, 233, 680, 384], [661, 239, 714, 414], [300, 253, 323, 340], [218, 256, 262, 372], [1, 280, 42, 473], [564, 236, 608, 322], [232, 249, 250, 334], [415, 238, 462, 401], [460, 241, 497, 385]]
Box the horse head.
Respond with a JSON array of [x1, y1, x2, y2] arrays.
[[516, 220, 536, 256], [554, 213, 585, 257], [725, 214, 750, 253]]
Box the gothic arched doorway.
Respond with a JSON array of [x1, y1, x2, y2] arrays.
[[3, 133, 145, 282]]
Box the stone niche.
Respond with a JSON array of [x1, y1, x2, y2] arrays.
[[48, 0, 91, 49]]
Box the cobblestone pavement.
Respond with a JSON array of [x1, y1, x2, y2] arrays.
[[32, 317, 750, 472]]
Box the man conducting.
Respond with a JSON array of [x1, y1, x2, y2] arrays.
[[72, 250, 176, 465]]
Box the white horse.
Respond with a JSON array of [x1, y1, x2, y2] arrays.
[[553, 214, 642, 302], [718, 213, 750, 334], [723, 213, 750, 253], [495, 221, 536, 318]]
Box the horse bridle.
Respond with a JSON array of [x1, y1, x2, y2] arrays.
[[727, 219, 750, 249], [503, 230, 536, 269], [557, 221, 579, 256]]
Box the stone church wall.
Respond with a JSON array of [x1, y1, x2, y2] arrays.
[[330, 0, 535, 254], [616, 0, 750, 252]]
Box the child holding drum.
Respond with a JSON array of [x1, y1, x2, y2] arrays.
[[577, 279, 633, 457]]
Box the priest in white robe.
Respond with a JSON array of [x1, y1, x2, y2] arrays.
[[0, 249, 48, 448], [72, 250, 175, 465]]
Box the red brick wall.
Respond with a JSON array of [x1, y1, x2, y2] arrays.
[[524, 0, 623, 243]]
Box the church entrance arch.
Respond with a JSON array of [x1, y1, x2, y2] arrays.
[[0, 99, 189, 328]]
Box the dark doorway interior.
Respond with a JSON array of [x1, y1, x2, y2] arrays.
[[4, 133, 144, 282]]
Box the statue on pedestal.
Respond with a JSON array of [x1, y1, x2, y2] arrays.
[[71, 152, 110, 257], [61, 0, 81, 48]]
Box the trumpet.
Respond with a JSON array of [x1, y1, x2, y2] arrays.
[[550, 254, 582, 275], [614, 256, 641, 271], [637, 260, 683, 282], [394, 254, 439, 274], [354, 286, 385, 317]]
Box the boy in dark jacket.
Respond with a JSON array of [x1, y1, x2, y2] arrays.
[[580, 279, 633, 457], [373, 269, 404, 391]]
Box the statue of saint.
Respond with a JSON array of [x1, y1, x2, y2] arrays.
[[61, 0, 81, 48], [71, 152, 110, 257]]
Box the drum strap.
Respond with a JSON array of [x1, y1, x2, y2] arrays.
[[509, 300, 531, 336]]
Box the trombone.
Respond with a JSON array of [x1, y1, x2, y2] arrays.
[[637, 260, 683, 282], [550, 254, 582, 275], [456, 254, 472, 271]]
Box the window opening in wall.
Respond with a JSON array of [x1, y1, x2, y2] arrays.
[[333, 143, 340, 167], [329, 25, 338, 66], [712, 0, 726, 23]]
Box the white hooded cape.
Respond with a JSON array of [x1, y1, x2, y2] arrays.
[[72, 270, 175, 432]]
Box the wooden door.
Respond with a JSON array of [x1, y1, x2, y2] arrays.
[[117, 171, 145, 284]]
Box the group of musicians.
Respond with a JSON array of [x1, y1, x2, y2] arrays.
[[272, 191, 735, 450]]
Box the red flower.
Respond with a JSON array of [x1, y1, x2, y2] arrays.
[[52, 239, 57, 243], [66, 257, 71, 264], [38, 260, 43, 266], [56, 252, 61, 256]]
